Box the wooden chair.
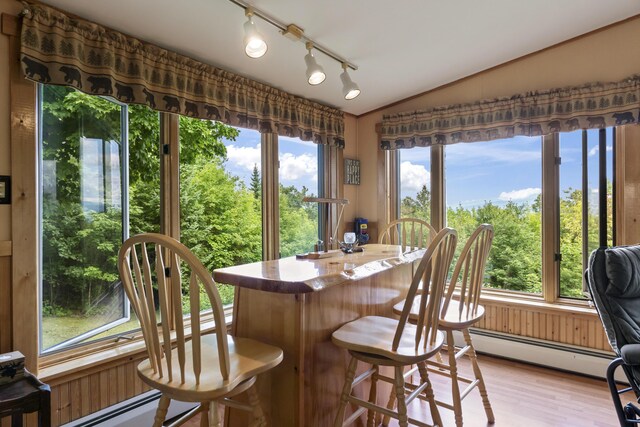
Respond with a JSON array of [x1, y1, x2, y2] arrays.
[[332, 227, 458, 427], [389, 224, 495, 427], [118, 233, 283, 427], [379, 218, 436, 252]]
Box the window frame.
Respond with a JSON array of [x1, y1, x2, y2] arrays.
[[37, 85, 133, 354], [390, 130, 618, 307]]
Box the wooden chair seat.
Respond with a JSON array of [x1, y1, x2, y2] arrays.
[[332, 316, 444, 365], [392, 296, 485, 330], [138, 335, 283, 402]]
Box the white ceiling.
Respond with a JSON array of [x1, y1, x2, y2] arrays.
[[41, 0, 640, 116]]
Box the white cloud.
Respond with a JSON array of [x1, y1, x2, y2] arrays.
[[279, 152, 318, 182], [588, 145, 613, 157], [498, 187, 541, 201], [226, 144, 262, 171], [400, 161, 430, 193]]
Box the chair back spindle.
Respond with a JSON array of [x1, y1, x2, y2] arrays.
[[393, 227, 457, 351], [379, 218, 436, 252], [118, 233, 231, 386], [443, 224, 494, 319]]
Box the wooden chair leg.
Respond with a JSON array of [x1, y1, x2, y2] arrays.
[[247, 382, 267, 427], [418, 362, 443, 427], [394, 366, 409, 427], [153, 395, 170, 427], [463, 328, 495, 424], [200, 403, 209, 427], [367, 365, 379, 427], [208, 400, 221, 427], [334, 356, 358, 427], [447, 330, 463, 427], [382, 384, 396, 426]]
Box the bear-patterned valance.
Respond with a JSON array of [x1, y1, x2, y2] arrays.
[[19, 2, 345, 148], [381, 76, 640, 150]]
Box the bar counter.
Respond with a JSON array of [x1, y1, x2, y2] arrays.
[[213, 244, 423, 427]]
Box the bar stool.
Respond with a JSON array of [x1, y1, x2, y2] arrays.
[[389, 224, 495, 426], [379, 218, 436, 251], [332, 228, 458, 427]]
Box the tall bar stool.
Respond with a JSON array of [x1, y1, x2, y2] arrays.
[[389, 224, 495, 426], [379, 218, 436, 251], [118, 233, 283, 427], [332, 228, 458, 427]]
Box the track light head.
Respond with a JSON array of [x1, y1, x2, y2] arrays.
[[243, 7, 267, 59], [305, 42, 326, 85], [340, 63, 360, 100]]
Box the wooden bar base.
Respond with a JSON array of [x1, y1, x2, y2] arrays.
[[226, 259, 413, 426]]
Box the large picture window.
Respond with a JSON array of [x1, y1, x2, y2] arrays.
[[445, 137, 543, 294], [398, 147, 431, 223], [279, 137, 320, 258], [39, 86, 161, 353], [179, 118, 263, 308], [558, 129, 614, 299]]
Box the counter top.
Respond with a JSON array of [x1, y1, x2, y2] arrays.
[[212, 244, 424, 293]]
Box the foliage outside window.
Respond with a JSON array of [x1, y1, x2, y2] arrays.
[[279, 137, 319, 258], [399, 147, 431, 223], [178, 117, 262, 308], [444, 137, 543, 294]]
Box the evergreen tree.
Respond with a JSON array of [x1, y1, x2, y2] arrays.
[[250, 164, 261, 200]]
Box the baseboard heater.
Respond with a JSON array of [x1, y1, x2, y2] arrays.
[[459, 328, 625, 382], [63, 391, 198, 427]]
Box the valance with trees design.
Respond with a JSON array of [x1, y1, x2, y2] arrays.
[[381, 76, 640, 149], [19, 2, 345, 148]]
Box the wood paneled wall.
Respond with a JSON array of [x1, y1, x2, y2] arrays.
[[0, 253, 11, 354], [46, 356, 151, 426], [475, 300, 609, 352]]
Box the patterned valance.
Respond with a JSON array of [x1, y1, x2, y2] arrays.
[[381, 76, 640, 149], [19, 3, 345, 148]]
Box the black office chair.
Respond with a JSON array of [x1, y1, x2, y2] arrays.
[[586, 245, 640, 426]]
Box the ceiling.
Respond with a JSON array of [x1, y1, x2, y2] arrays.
[[40, 0, 640, 116]]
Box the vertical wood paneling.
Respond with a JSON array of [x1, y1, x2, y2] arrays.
[[9, 27, 38, 372], [57, 382, 70, 425], [473, 301, 610, 352], [0, 256, 11, 353]]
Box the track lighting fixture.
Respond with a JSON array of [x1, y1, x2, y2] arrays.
[[340, 63, 360, 100], [230, 0, 360, 99], [243, 7, 267, 59], [304, 42, 326, 86]]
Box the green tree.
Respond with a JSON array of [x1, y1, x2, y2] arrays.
[[401, 185, 431, 222], [250, 164, 261, 200]]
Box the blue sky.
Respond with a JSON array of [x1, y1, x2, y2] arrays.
[[220, 127, 319, 193], [219, 126, 613, 209], [399, 128, 613, 209]]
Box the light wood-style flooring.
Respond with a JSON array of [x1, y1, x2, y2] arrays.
[[183, 352, 631, 426]]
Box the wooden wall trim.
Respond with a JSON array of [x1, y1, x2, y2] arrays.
[[1, 13, 18, 37], [261, 133, 279, 260], [9, 17, 39, 373], [0, 240, 11, 256]]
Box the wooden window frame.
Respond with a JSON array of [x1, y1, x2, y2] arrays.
[[11, 69, 338, 375], [386, 130, 625, 311]]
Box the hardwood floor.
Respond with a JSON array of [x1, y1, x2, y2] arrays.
[[182, 352, 631, 426]]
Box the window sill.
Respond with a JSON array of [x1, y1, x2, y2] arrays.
[[39, 309, 233, 385]]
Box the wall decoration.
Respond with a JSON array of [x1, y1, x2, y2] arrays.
[[0, 176, 10, 204], [344, 159, 360, 185]]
